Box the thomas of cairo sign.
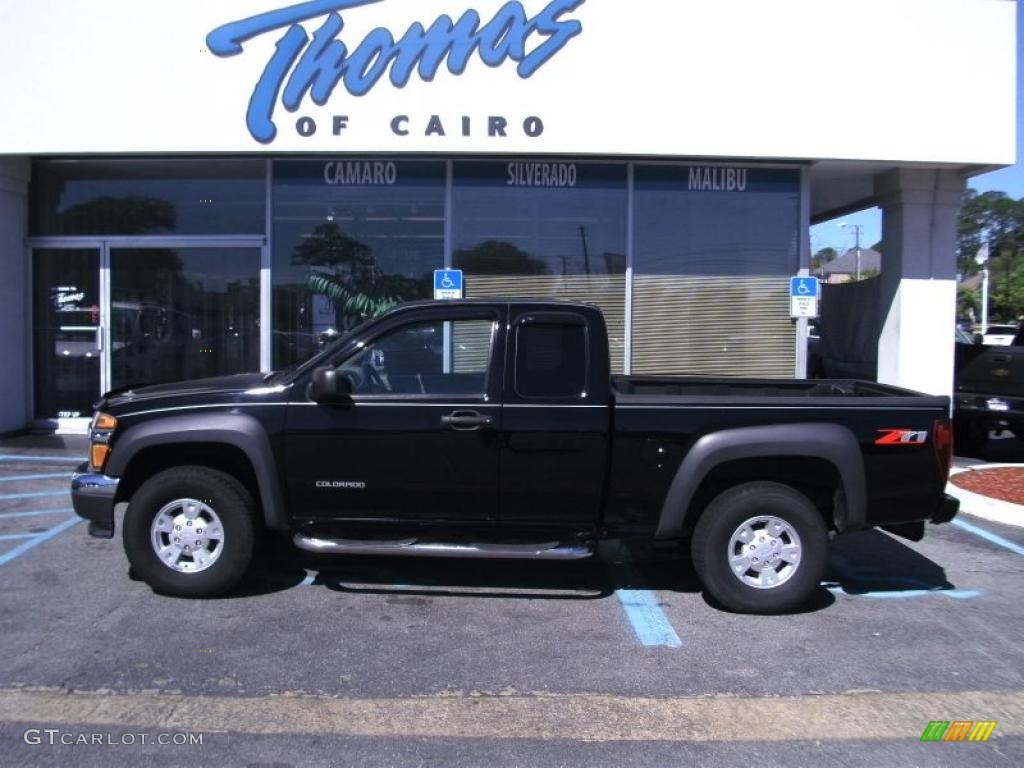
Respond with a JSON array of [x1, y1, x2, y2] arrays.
[[207, 0, 584, 144]]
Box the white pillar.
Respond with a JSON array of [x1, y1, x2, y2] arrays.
[[873, 168, 964, 397]]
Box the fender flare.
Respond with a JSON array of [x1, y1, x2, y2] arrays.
[[105, 412, 288, 532], [654, 423, 866, 539]]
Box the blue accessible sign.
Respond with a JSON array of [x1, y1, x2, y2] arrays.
[[434, 269, 464, 300], [789, 276, 819, 318]]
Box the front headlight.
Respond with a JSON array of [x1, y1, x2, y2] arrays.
[[89, 412, 118, 472]]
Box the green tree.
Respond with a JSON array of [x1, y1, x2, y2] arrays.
[[957, 189, 1024, 322], [811, 247, 837, 275], [957, 285, 980, 319], [454, 240, 550, 275], [293, 222, 428, 326], [957, 189, 1023, 275]]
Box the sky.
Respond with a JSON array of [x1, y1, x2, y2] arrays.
[[810, 0, 1023, 255]]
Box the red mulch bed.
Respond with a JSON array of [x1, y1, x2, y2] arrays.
[[950, 468, 1024, 506]]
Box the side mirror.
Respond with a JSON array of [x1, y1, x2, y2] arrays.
[[973, 333, 984, 345], [309, 366, 353, 404]]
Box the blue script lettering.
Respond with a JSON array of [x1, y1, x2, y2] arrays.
[[208, 0, 585, 144]]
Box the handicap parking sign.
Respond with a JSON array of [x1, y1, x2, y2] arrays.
[[789, 276, 819, 318], [434, 270, 464, 300]]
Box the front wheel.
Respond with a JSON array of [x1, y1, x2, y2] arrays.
[[691, 482, 828, 614], [123, 466, 256, 597]]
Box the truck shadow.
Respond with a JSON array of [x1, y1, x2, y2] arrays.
[[228, 529, 968, 608], [824, 529, 968, 598]]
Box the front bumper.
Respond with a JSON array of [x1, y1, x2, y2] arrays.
[[70, 463, 119, 539]]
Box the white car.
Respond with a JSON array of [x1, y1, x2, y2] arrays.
[[981, 324, 1019, 346]]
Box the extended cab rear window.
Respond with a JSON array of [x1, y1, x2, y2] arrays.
[[514, 318, 588, 399]]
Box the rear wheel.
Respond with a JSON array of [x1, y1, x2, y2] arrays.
[[123, 466, 256, 597], [691, 482, 828, 614]]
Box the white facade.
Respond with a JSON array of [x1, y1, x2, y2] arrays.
[[0, 0, 1014, 163], [0, 0, 1017, 432]]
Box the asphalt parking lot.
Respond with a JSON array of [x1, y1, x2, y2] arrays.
[[1, 434, 1024, 767]]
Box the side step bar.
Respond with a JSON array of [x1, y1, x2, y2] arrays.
[[293, 534, 594, 561]]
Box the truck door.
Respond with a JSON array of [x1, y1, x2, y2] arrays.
[[499, 309, 611, 527], [285, 306, 504, 522]]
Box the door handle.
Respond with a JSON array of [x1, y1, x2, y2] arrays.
[[441, 410, 493, 430], [990, 354, 1010, 363]]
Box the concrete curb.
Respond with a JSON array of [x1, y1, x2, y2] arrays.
[[947, 463, 1024, 529]]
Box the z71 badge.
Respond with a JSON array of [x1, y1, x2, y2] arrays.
[[875, 429, 928, 445]]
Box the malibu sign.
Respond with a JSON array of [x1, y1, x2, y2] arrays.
[[207, 0, 585, 144]]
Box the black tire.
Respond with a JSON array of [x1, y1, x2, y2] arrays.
[[123, 466, 256, 597], [691, 482, 828, 614]]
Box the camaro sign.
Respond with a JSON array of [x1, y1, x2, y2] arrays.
[[207, 0, 583, 144], [0, 0, 1015, 162]]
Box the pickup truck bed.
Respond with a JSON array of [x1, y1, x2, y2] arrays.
[[71, 299, 957, 614]]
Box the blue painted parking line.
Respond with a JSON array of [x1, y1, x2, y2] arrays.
[[825, 584, 982, 600], [0, 455, 85, 463], [0, 507, 74, 519], [0, 517, 82, 567], [0, 532, 38, 541], [606, 542, 683, 648], [825, 556, 981, 600], [615, 589, 684, 647], [0, 490, 69, 501], [952, 518, 1024, 558], [0, 473, 73, 483]]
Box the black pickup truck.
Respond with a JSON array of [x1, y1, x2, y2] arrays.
[[72, 300, 958, 614], [955, 326, 1024, 452]]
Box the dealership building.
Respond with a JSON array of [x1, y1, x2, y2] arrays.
[[0, 0, 1016, 433]]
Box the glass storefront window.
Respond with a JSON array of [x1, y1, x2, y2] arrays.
[[110, 248, 261, 389], [452, 161, 627, 373], [31, 159, 266, 236], [272, 160, 445, 367], [632, 165, 801, 377]]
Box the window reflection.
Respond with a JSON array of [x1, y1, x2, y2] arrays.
[[631, 166, 801, 376], [452, 161, 627, 373], [31, 159, 265, 236], [110, 248, 261, 389], [272, 160, 445, 368]]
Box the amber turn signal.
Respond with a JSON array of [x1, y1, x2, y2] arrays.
[[93, 413, 118, 430], [90, 443, 111, 472]]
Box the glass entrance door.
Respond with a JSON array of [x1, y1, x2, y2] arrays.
[[32, 248, 102, 419], [109, 247, 262, 390]]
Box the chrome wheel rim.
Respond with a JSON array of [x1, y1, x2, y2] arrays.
[[727, 515, 802, 589], [150, 498, 224, 573]]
